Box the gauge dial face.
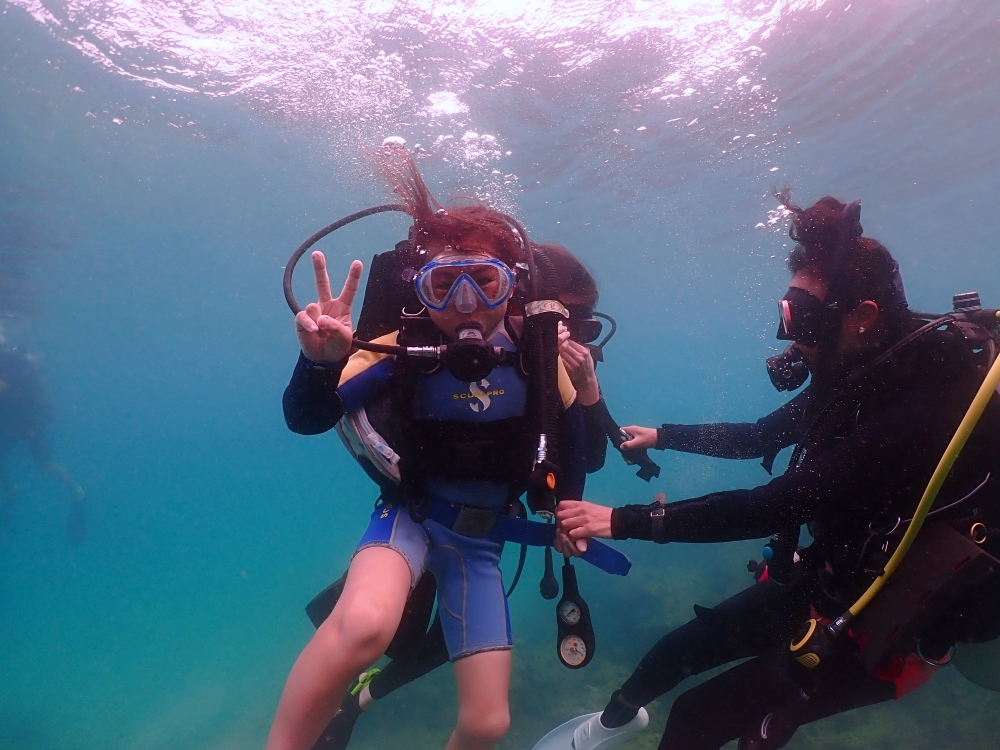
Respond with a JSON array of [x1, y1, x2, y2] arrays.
[[560, 634, 587, 666], [558, 600, 582, 625]]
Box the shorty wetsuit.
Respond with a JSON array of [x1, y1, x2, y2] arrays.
[[284, 326, 586, 660]]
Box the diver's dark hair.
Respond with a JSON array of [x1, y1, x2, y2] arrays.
[[534, 242, 599, 309], [777, 191, 910, 335], [378, 145, 526, 268]]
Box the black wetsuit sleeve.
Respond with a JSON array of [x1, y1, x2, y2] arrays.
[[580, 400, 610, 473], [655, 390, 808, 473], [557, 402, 588, 500], [611, 391, 952, 544], [282, 352, 349, 434]]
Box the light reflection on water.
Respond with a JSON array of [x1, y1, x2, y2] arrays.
[[8, 0, 831, 202]]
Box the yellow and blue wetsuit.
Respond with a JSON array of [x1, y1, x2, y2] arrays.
[[284, 326, 589, 659]]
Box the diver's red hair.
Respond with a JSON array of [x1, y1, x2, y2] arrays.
[[378, 145, 526, 267]]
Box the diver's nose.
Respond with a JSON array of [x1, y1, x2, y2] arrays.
[[453, 278, 479, 314]]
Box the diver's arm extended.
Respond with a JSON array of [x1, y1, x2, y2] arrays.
[[607, 395, 942, 544], [654, 389, 807, 460]]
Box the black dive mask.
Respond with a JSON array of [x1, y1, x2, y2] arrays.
[[565, 307, 617, 363], [776, 287, 837, 348], [766, 343, 810, 392]]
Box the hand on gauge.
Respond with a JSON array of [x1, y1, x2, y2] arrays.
[[295, 252, 363, 363], [556, 500, 613, 555], [620, 425, 657, 451], [558, 322, 600, 406]]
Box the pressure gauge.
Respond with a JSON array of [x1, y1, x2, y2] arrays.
[[560, 634, 588, 667], [558, 600, 582, 625]]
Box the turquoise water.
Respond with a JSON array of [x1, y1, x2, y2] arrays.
[[2, 1, 1000, 748]]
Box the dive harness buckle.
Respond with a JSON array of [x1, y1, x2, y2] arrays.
[[426, 500, 632, 577]]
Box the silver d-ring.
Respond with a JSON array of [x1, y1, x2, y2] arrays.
[[917, 640, 956, 667], [970, 522, 988, 545]]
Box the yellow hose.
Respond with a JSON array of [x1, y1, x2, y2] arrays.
[[848, 311, 1000, 619]]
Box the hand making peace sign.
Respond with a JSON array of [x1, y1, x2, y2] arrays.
[[294, 252, 364, 363]]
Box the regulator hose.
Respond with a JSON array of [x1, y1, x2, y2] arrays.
[[283, 204, 408, 316]]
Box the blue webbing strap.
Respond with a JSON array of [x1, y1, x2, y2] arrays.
[[428, 501, 632, 576]]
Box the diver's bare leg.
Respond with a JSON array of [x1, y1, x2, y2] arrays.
[[446, 649, 512, 750], [266, 546, 411, 750]]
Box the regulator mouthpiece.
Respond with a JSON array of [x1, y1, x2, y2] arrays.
[[445, 322, 501, 382], [767, 343, 810, 392]]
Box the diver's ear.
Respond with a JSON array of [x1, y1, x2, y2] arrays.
[[851, 300, 880, 334]]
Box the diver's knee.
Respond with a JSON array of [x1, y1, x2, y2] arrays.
[[457, 705, 510, 745], [320, 596, 398, 661]]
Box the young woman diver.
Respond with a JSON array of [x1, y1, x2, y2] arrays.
[[267, 146, 630, 750], [545, 194, 1000, 750], [302, 242, 649, 750]]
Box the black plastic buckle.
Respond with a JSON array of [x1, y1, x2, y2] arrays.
[[452, 507, 498, 537], [651, 505, 667, 544]]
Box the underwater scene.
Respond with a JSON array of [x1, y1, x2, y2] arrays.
[[3, 0, 1000, 748]]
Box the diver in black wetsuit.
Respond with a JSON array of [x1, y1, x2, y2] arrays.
[[308, 241, 646, 750], [0, 332, 86, 545], [555, 195, 1000, 750]]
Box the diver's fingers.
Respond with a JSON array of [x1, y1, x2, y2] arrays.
[[295, 310, 319, 334], [554, 529, 583, 557], [316, 314, 344, 338], [336, 260, 364, 310], [558, 335, 577, 354], [312, 251, 334, 304], [305, 301, 325, 325], [563, 338, 589, 365], [557, 500, 613, 539], [555, 501, 588, 529], [620, 425, 657, 451], [559, 338, 584, 367]]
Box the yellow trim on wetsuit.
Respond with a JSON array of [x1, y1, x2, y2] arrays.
[[557, 357, 578, 410], [338, 332, 397, 386]]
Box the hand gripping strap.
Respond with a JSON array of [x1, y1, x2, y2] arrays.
[[426, 501, 632, 576]]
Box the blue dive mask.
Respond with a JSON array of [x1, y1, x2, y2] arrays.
[[414, 256, 515, 313]]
